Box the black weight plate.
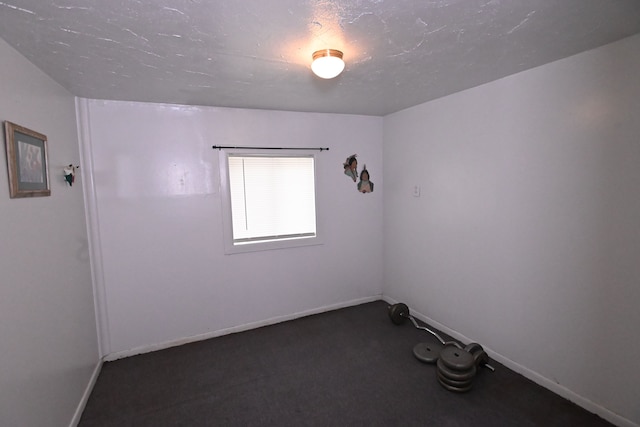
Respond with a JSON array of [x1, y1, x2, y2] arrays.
[[437, 369, 474, 388], [437, 359, 477, 382], [474, 349, 489, 367], [464, 342, 483, 355], [437, 375, 474, 393], [444, 341, 462, 349], [440, 345, 475, 371], [413, 342, 443, 364], [388, 303, 409, 325]]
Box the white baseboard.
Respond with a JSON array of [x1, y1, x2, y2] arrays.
[[69, 359, 103, 427], [104, 295, 382, 361], [381, 296, 637, 427]]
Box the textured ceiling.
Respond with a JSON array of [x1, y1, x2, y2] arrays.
[[1, 0, 640, 116]]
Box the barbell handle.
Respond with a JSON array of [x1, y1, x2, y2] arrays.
[[406, 314, 446, 346], [482, 363, 495, 372]]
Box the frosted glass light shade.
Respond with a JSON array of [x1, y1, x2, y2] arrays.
[[311, 49, 345, 79]]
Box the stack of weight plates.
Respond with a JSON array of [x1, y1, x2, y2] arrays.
[[436, 344, 477, 392]]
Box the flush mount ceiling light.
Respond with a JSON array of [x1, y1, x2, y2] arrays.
[[311, 49, 345, 79]]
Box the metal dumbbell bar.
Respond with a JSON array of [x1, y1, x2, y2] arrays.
[[388, 302, 446, 345]]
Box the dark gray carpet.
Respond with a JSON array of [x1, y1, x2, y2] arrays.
[[79, 300, 613, 426]]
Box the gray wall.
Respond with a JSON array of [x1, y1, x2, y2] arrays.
[[0, 39, 99, 426], [78, 99, 384, 357], [383, 34, 640, 426]]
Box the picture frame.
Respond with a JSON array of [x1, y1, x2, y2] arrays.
[[3, 121, 50, 198]]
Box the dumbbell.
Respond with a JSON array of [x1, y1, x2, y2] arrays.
[[389, 303, 495, 372]]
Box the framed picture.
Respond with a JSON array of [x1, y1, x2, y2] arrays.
[[3, 121, 50, 198]]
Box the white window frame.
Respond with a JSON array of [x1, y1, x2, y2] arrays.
[[219, 149, 323, 254]]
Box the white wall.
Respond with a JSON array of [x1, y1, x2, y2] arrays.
[[79, 100, 384, 357], [383, 34, 640, 426], [0, 39, 99, 427]]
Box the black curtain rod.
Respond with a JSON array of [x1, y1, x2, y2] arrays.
[[212, 145, 329, 151]]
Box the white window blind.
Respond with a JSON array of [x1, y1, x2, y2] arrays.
[[228, 155, 317, 245]]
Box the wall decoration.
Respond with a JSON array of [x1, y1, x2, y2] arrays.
[[63, 164, 79, 186], [358, 165, 374, 193], [3, 121, 50, 198], [343, 154, 358, 182]]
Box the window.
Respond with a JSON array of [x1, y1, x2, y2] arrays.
[[219, 150, 320, 253]]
